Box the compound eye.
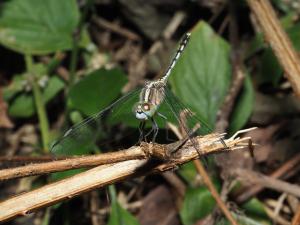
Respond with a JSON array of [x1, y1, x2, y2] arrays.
[[143, 103, 150, 111]]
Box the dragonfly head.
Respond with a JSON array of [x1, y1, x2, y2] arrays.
[[134, 102, 156, 120]]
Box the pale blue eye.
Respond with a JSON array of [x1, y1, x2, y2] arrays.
[[136, 112, 148, 120]]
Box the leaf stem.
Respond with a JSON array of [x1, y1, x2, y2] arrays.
[[68, 0, 94, 88], [25, 54, 50, 153], [68, 35, 79, 87]]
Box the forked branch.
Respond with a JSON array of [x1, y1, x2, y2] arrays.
[[0, 129, 254, 222]]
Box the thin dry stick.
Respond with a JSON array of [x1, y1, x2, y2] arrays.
[[263, 204, 290, 225], [92, 16, 141, 41], [0, 147, 146, 181], [208, 4, 245, 224], [193, 160, 239, 225], [170, 126, 239, 225], [247, 0, 300, 99], [162, 11, 186, 39], [236, 153, 300, 203], [216, 0, 245, 133], [0, 132, 251, 222], [291, 205, 300, 225], [234, 169, 300, 198]]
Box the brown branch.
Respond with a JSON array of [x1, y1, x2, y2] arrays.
[[292, 205, 300, 225], [193, 160, 239, 225], [92, 16, 141, 41], [216, 1, 245, 133], [247, 0, 300, 99], [234, 169, 300, 198], [169, 125, 242, 225], [0, 132, 251, 222], [0, 148, 146, 181], [263, 204, 290, 225]]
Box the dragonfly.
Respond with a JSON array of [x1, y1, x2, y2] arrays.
[[51, 33, 226, 156]]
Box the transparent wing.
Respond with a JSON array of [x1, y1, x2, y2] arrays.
[[51, 88, 142, 156], [160, 87, 227, 148]]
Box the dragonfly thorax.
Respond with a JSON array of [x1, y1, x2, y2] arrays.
[[135, 82, 165, 120]]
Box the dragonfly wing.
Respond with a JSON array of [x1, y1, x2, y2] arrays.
[[162, 87, 227, 148], [51, 88, 142, 156]]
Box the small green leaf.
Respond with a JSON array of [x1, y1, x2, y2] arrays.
[[107, 201, 141, 225], [170, 21, 231, 127], [229, 74, 254, 135], [178, 162, 197, 184], [242, 198, 268, 219], [107, 185, 141, 225], [8, 93, 35, 117], [3, 74, 27, 101], [256, 22, 300, 86], [68, 68, 128, 116], [43, 76, 65, 102], [8, 75, 64, 118], [0, 0, 80, 54], [287, 23, 300, 50], [180, 186, 217, 225], [257, 49, 282, 85], [50, 168, 86, 181]]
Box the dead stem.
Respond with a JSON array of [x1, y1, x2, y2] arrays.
[[246, 0, 300, 99], [92, 16, 141, 41], [236, 153, 300, 203], [291, 205, 300, 225], [193, 160, 239, 225], [0, 147, 146, 181], [0, 131, 251, 222], [234, 169, 300, 198]]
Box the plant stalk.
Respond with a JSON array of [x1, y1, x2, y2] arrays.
[[25, 54, 50, 153], [68, 0, 94, 88]]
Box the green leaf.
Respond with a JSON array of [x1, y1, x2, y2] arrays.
[[257, 49, 282, 85], [3, 74, 28, 101], [107, 185, 141, 225], [169, 21, 231, 128], [8, 93, 35, 117], [242, 198, 268, 219], [107, 201, 141, 225], [287, 23, 300, 50], [229, 74, 254, 135], [43, 76, 65, 102], [180, 186, 217, 225], [178, 162, 197, 184], [68, 68, 128, 116], [256, 22, 300, 86], [8, 76, 64, 118], [50, 168, 86, 181], [0, 0, 80, 54]]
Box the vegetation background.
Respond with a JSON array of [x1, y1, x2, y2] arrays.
[[0, 0, 299, 225]]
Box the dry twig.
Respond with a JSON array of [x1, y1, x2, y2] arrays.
[[0, 148, 146, 181], [92, 16, 141, 41], [0, 131, 251, 222], [247, 0, 300, 99], [292, 205, 300, 225], [234, 169, 300, 198], [236, 153, 300, 203], [263, 204, 290, 225]]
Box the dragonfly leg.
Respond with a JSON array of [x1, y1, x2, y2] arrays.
[[144, 128, 154, 142], [157, 112, 176, 142], [157, 112, 167, 120], [138, 121, 146, 143], [151, 117, 159, 143]]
